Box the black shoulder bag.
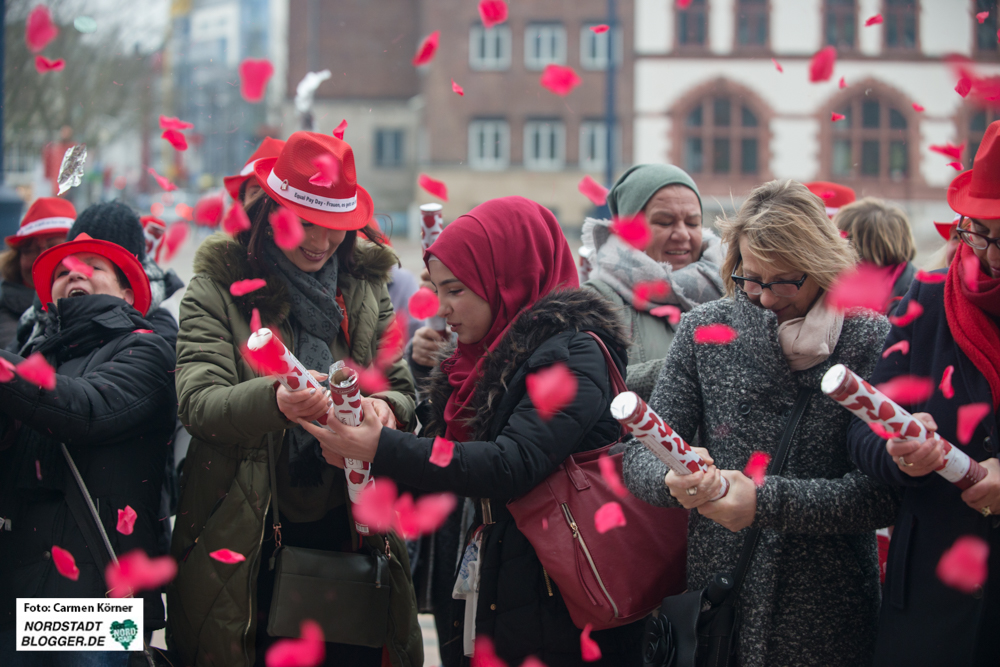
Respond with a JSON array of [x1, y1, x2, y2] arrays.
[[642, 387, 813, 667], [265, 437, 391, 647]]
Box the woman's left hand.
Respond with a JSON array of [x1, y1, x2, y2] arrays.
[[369, 398, 397, 430], [696, 470, 757, 532], [297, 396, 384, 465], [961, 458, 1000, 517]]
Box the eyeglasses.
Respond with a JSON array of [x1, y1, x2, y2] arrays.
[[957, 217, 1000, 251], [731, 273, 808, 298]]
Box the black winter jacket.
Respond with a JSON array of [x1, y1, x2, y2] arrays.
[[0, 280, 33, 350], [847, 273, 1000, 666], [0, 294, 176, 630], [375, 289, 643, 667]]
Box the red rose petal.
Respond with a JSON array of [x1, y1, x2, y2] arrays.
[[26, 6, 58, 53], [418, 173, 449, 201], [394, 492, 457, 539], [249, 308, 263, 334], [937, 535, 988, 593], [408, 286, 440, 319], [889, 301, 923, 327], [479, 0, 509, 29], [594, 501, 626, 534], [598, 453, 628, 497], [209, 548, 247, 564], [16, 353, 56, 390], [161, 222, 189, 263], [912, 103, 925, 112], [332, 119, 347, 140], [175, 203, 194, 222], [161, 129, 188, 151], [591, 24, 610, 34], [223, 202, 251, 236], [947, 161, 964, 171], [649, 304, 682, 324], [828, 264, 894, 312], [581, 623, 602, 661], [269, 207, 305, 250], [633, 280, 671, 310], [375, 313, 407, 369], [451, 78, 465, 96], [148, 167, 177, 192], [526, 363, 578, 420], [771, 58, 783, 73], [677, 0, 693, 7], [940, 365, 955, 399], [831, 112, 846, 122], [429, 436, 455, 467], [116, 506, 137, 535], [62, 255, 93, 278], [962, 250, 982, 292], [150, 202, 165, 216], [52, 545, 80, 581], [875, 375, 935, 406], [881, 340, 910, 358], [308, 154, 339, 188], [265, 619, 325, 667], [611, 212, 651, 251], [471, 636, 507, 667], [105, 549, 177, 597], [956, 76, 973, 98], [808, 46, 837, 83], [578, 175, 609, 206], [0, 358, 15, 382], [230, 279, 267, 297], [744, 451, 771, 486], [865, 14, 883, 26], [540, 64, 582, 96], [929, 142, 965, 161], [869, 423, 902, 440], [957, 402, 991, 444], [915, 269, 946, 284], [194, 194, 224, 227], [978, 11, 990, 24], [413, 30, 440, 66], [239, 58, 274, 103], [159, 115, 194, 131], [838, 76, 847, 89], [353, 478, 398, 533], [34, 56, 65, 73], [693, 324, 739, 345]]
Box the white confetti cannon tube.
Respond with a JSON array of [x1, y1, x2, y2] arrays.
[[419, 203, 448, 334], [611, 391, 730, 501], [329, 361, 372, 535], [822, 364, 987, 490]]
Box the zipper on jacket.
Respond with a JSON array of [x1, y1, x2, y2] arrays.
[[542, 567, 554, 597], [244, 496, 270, 667], [560, 503, 619, 618]]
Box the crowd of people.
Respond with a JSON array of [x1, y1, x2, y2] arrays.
[[0, 119, 998, 667]]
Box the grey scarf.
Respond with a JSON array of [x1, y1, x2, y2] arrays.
[[265, 241, 344, 486]]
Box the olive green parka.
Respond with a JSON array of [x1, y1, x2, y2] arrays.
[[167, 233, 422, 667]]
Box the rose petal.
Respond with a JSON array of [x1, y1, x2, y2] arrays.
[[581, 623, 602, 662], [881, 340, 910, 358], [16, 353, 56, 390], [249, 308, 263, 334], [209, 548, 247, 564], [308, 154, 339, 188], [451, 78, 465, 96], [956, 76, 973, 98], [978, 11, 990, 24], [912, 103, 925, 112], [418, 174, 449, 201], [677, 0, 693, 7], [332, 119, 347, 140], [375, 313, 407, 369], [239, 58, 274, 103], [578, 175, 609, 206], [838, 76, 847, 89], [0, 358, 15, 382], [194, 194, 224, 226], [353, 478, 398, 533], [869, 422, 902, 440], [889, 301, 923, 327], [26, 6, 58, 53], [940, 365, 955, 399], [429, 436, 455, 467], [597, 454, 628, 497], [875, 375, 935, 406], [808, 46, 837, 83], [693, 324, 739, 345], [105, 549, 177, 597], [591, 24, 609, 34], [471, 636, 507, 667], [865, 14, 883, 26], [937, 535, 988, 593], [771, 58, 783, 73], [633, 279, 671, 310], [930, 142, 965, 161], [649, 304, 682, 324], [948, 162, 964, 171], [744, 451, 771, 486], [175, 203, 194, 222], [413, 30, 440, 66], [116, 506, 137, 535], [540, 64, 582, 96], [915, 269, 946, 284], [148, 168, 177, 192], [242, 335, 288, 376], [394, 491, 457, 539], [52, 545, 80, 581], [161, 129, 188, 151], [161, 222, 189, 263], [36, 459, 42, 480], [269, 208, 305, 250], [408, 286, 440, 319], [831, 112, 846, 122], [526, 362, 578, 420], [159, 115, 194, 130], [962, 250, 982, 292], [594, 501, 626, 534], [265, 619, 325, 667], [827, 264, 894, 312], [223, 202, 251, 236], [230, 279, 267, 297], [957, 403, 991, 444], [611, 212, 651, 251], [34, 56, 65, 73], [62, 255, 93, 278], [478, 0, 509, 29], [150, 202, 165, 216]]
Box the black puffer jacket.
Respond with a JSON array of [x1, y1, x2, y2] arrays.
[[0, 294, 176, 630], [375, 289, 644, 667]]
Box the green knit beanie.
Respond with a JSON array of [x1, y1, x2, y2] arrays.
[[607, 164, 703, 219]]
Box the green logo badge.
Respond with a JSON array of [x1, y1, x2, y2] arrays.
[[109, 619, 138, 649]]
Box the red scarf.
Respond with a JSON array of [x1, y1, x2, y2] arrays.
[[426, 197, 579, 441], [944, 242, 1000, 408]]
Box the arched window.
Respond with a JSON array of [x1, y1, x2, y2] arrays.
[[963, 106, 1000, 166]]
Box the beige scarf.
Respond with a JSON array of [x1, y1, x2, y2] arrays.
[[777, 295, 844, 371]]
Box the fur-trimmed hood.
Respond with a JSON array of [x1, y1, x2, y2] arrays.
[[191, 232, 398, 326], [420, 287, 629, 440]]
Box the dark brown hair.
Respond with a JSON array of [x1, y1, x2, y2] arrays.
[[237, 188, 386, 278], [0, 248, 22, 284]]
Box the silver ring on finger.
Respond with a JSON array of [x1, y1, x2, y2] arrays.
[[686, 487, 699, 496], [898, 455, 914, 467], [982, 506, 993, 518]]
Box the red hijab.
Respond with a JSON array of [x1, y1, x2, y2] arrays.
[[425, 197, 579, 441]]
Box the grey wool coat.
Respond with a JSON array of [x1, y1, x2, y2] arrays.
[[622, 291, 899, 667]]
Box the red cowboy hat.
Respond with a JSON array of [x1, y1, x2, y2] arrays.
[[805, 181, 856, 218], [254, 131, 373, 231], [933, 213, 961, 240], [223, 137, 286, 201], [949, 120, 1000, 219], [5, 197, 76, 248], [33, 233, 152, 316]]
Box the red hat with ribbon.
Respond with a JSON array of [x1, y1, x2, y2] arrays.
[[32, 233, 152, 315], [5, 197, 76, 248], [223, 137, 286, 201], [254, 131, 373, 231], [140, 215, 167, 263], [805, 181, 857, 218], [934, 213, 961, 241], [948, 120, 1000, 219]]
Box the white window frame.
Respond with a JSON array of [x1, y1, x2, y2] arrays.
[[468, 120, 510, 170], [374, 129, 405, 168], [524, 120, 566, 171], [580, 25, 623, 70], [469, 25, 512, 71], [524, 24, 567, 70], [579, 121, 621, 171]]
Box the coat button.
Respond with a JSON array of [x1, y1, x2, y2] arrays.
[[454, 620, 461, 627], [738, 401, 751, 416], [43, 550, 51, 560], [984, 437, 993, 454], [781, 409, 791, 419]]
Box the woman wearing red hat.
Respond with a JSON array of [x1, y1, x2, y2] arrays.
[[847, 120, 1000, 666], [0, 197, 75, 347], [168, 132, 422, 667], [223, 136, 286, 203]]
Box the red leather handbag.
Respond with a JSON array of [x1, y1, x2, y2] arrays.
[[507, 332, 689, 631]]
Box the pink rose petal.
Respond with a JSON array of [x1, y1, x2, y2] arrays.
[[0, 358, 15, 382], [649, 304, 682, 324], [105, 549, 177, 597], [947, 162, 964, 171], [194, 194, 224, 227], [809, 46, 837, 83], [956, 77, 973, 98], [308, 154, 339, 188], [578, 175, 609, 206], [418, 174, 449, 201], [34, 56, 65, 73], [594, 501, 626, 534], [838, 76, 847, 89], [413, 31, 440, 66], [526, 363, 578, 420], [269, 207, 305, 250], [175, 203, 194, 222], [831, 112, 846, 122], [159, 115, 194, 131], [912, 103, 925, 112], [611, 212, 651, 251], [52, 545, 80, 581], [62, 255, 93, 278], [978, 11, 990, 24], [930, 142, 965, 161], [957, 403, 991, 444], [915, 269, 946, 284], [395, 492, 457, 539], [230, 279, 267, 297], [591, 24, 610, 34], [429, 436, 455, 467], [239, 58, 274, 103], [828, 264, 894, 312], [875, 375, 934, 406], [598, 454, 628, 497], [771, 58, 783, 73], [581, 623, 602, 661], [161, 129, 188, 151], [869, 423, 902, 440], [744, 451, 771, 486], [633, 280, 671, 310], [693, 324, 739, 345], [889, 301, 923, 327], [16, 353, 56, 390], [353, 478, 398, 533], [116, 506, 137, 535], [161, 222, 189, 263], [865, 14, 883, 26], [408, 286, 440, 319], [478, 0, 509, 29], [26, 6, 58, 53], [937, 535, 988, 593], [451, 78, 465, 96], [265, 620, 325, 667], [375, 313, 407, 369], [148, 168, 177, 192], [471, 636, 506, 667], [540, 64, 582, 96], [250, 308, 263, 334], [223, 202, 251, 236], [881, 340, 910, 358], [940, 365, 955, 399], [209, 548, 247, 564], [332, 119, 347, 140]]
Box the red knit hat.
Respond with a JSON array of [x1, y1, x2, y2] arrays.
[[5, 197, 76, 248], [254, 131, 373, 231], [948, 120, 1000, 219], [33, 233, 152, 315], [805, 181, 857, 218], [224, 137, 286, 201]]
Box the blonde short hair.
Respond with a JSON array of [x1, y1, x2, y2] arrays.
[[719, 180, 857, 297], [833, 197, 916, 267]]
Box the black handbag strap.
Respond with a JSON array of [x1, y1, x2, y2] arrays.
[[583, 331, 628, 395], [728, 386, 813, 599]]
